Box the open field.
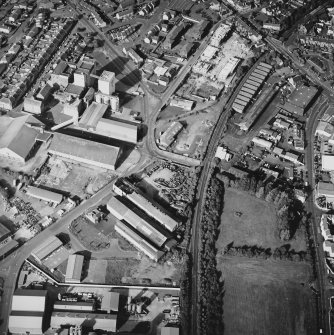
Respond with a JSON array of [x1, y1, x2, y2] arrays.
[[218, 256, 316, 335], [217, 188, 307, 251], [217, 188, 314, 335]]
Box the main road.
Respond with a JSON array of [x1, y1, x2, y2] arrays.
[[0, 176, 119, 335]]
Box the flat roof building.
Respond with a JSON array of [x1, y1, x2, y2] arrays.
[[11, 289, 47, 312], [65, 254, 84, 283], [101, 292, 120, 313], [51, 312, 117, 332], [283, 85, 318, 115], [26, 186, 63, 205], [95, 118, 138, 143], [317, 182, 334, 198], [9, 311, 45, 335], [49, 133, 121, 171], [31, 235, 63, 262], [322, 155, 334, 171], [98, 71, 115, 96], [161, 327, 180, 335], [54, 301, 94, 312], [9, 289, 48, 334]]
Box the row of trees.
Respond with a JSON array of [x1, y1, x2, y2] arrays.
[[179, 254, 192, 333], [224, 243, 311, 262], [217, 172, 307, 241], [198, 175, 225, 335]]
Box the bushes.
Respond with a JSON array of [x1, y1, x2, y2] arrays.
[[217, 172, 306, 241]]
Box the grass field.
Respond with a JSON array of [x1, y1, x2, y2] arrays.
[[218, 256, 316, 335], [216, 188, 315, 335], [217, 188, 307, 252]]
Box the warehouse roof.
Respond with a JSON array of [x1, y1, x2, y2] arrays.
[[115, 220, 164, 261], [79, 102, 107, 129], [31, 235, 62, 261], [26, 186, 63, 204], [161, 327, 180, 335], [9, 311, 44, 335], [51, 312, 117, 331], [101, 291, 120, 312], [322, 155, 334, 171], [318, 181, 334, 197], [127, 191, 179, 231], [107, 196, 167, 247], [0, 223, 10, 240], [49, 133, 120, 170], [0, 238, 18, 258], [54, 301, 94, 311], [0, 115, 40, 160], [89, 118, 138, 143], [12, 290, 47, 312], [287, 85, 318, 109], [65, 254, 84, 283]]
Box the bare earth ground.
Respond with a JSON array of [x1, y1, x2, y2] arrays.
[[217, 188, 315, 335]]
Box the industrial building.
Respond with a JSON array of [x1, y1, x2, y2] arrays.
[[9, 289, 48, 335], [98, 71, 116, 95], [322, 155, 334, 171], [283, 85, 318, 115], [236, 84, 279, 131], [79, 102, 108, 129], [101, 292, 120, 313], [51, 312, 117, 332], [251, 137, 273, 150], [0, 239, 19, 259], [95, 118, 137, 143], [161, 327, 180, 335], [232, 62, 272, 113], [0, 114, 44, 163], [170, 97, 194, 111], [0, 223, 10, 243], [48, 133, 121, 171], [24, 98, 45, 115], [317, 182, 334, 198], [113, 178, 179, 232], [31, 235, 63, 262], [65, 254, 84, 283], [114, 220, 164, 261], [26, 186, 63, 205], [74, 55, 96, 88], [107, 196, 168, 247], [77, 102, 137, 143], [159, 121, 183, 149], [54, 301, 94, 312]]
